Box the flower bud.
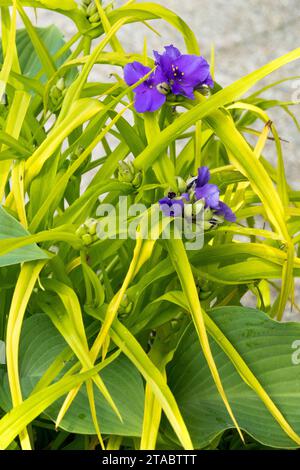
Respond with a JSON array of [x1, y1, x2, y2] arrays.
[[76, 218, 99, 246], [176, 176, 186, 193], [56, 77, 65, 92], [119, 294, 133, 316], [82, 233, 93, 246], [193, 199, 205, 217], [87, 1, 97, 16], [89, 13, 100, 24], [118, 160, 134, 182], [132, 171, 143, 189], [118, 160, 142, 188]]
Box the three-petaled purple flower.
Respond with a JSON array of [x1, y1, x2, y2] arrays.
[[193, 167, 236, 222], [154, 45, 214, 100], [124, 61, 167, 113], [159, 192, 189, 217], [123, 45, 213, 113], [159, 166, 236, 224]]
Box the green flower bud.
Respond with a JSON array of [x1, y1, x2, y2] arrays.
[[50, 85, 61, 100], [183, 203, 193, 219], [87, 1, 97, 16], [132, 171, 143, 189], [76, 218, 99, 245], [71, 145, 84, 161], [193, 199, 205, 216], [89, 12, 100, 24], [119, 294, 133, 316], [76, 225, 86, 238], [82, 233, 93, 246], [203, 220, 214, 230], [118, 160, 142, 188], [176, 176, 186, 193], [203, 207, 213, 221], [118, 160, 135, 183], [85, 217, 98, 236], [56, 77, 65, 92]]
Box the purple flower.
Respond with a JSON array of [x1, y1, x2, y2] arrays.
[[154, 45, 214, 99], [194, 166, 236, 222], [159, 196, 184, 217], [195, 183, 220, 209], [124, 61, 167, 113], [215, 201, 236, 222]]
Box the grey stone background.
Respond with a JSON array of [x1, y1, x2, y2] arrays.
[[23, 0, 300, 187], [22, 1, 300, 318]]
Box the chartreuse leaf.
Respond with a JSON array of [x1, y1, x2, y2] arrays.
[[0, 0, 16, 99], [0, 224, 81, 259], [0, 315, 145, 439], [134, 47, 300, 173], [165, 238, 243, 442], [38, 0, 76, 10], [23, 98, 104, 189], [39, 280, 122, 428], [85, 305, 193, 450], [6, 260, 47, 449], [56, 235, 156, 428], [0, 206, 49, 267], [163, 304, 300, 448], [0, 351, 131, 449], [109, 2, 199, 54], [0, 90, 30, 204]]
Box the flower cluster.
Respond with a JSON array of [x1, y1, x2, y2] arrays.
[[159, 166, 236, 230], [124, 45, 213, 113]]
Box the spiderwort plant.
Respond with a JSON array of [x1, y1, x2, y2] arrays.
[[159, 166, 236, 235], [124, 45, 214, 112], [0, 0, 300, 454]]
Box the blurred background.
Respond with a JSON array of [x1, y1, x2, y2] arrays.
[[23, 0, 300, 188]]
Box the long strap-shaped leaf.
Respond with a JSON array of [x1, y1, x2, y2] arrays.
[[6, 260, 47, 449], [134, 47, 300, 177], [85, 305, 193, 450], [55, 236, 154, 428], [0, 351, 119, 450], [165, 238, 244, 441]]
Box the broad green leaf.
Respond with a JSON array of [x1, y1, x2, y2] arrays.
[[0, 25, 75, 79], [0, 314, 145, 437], [0, 206, 49, 267], [165, 306, 300, 449]]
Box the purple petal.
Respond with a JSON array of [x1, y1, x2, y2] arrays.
[[181, 192, 190, 202], [153, 65, 168, 85], [171, 81, 195, 99], [203, 71, 214, 88], [163, 45, 181, 60], [159, 197, 184, 217], [134, 88, 166, 113], [124, 62, 152, 86], [154, 45, 182, 80], [197, 166, 210, 187], [175, 55, 212, 87], [195, 183, 220, 209], [216, 201, 236, 222]]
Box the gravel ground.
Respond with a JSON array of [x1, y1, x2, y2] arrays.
[[21, 1, 300, 319]]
